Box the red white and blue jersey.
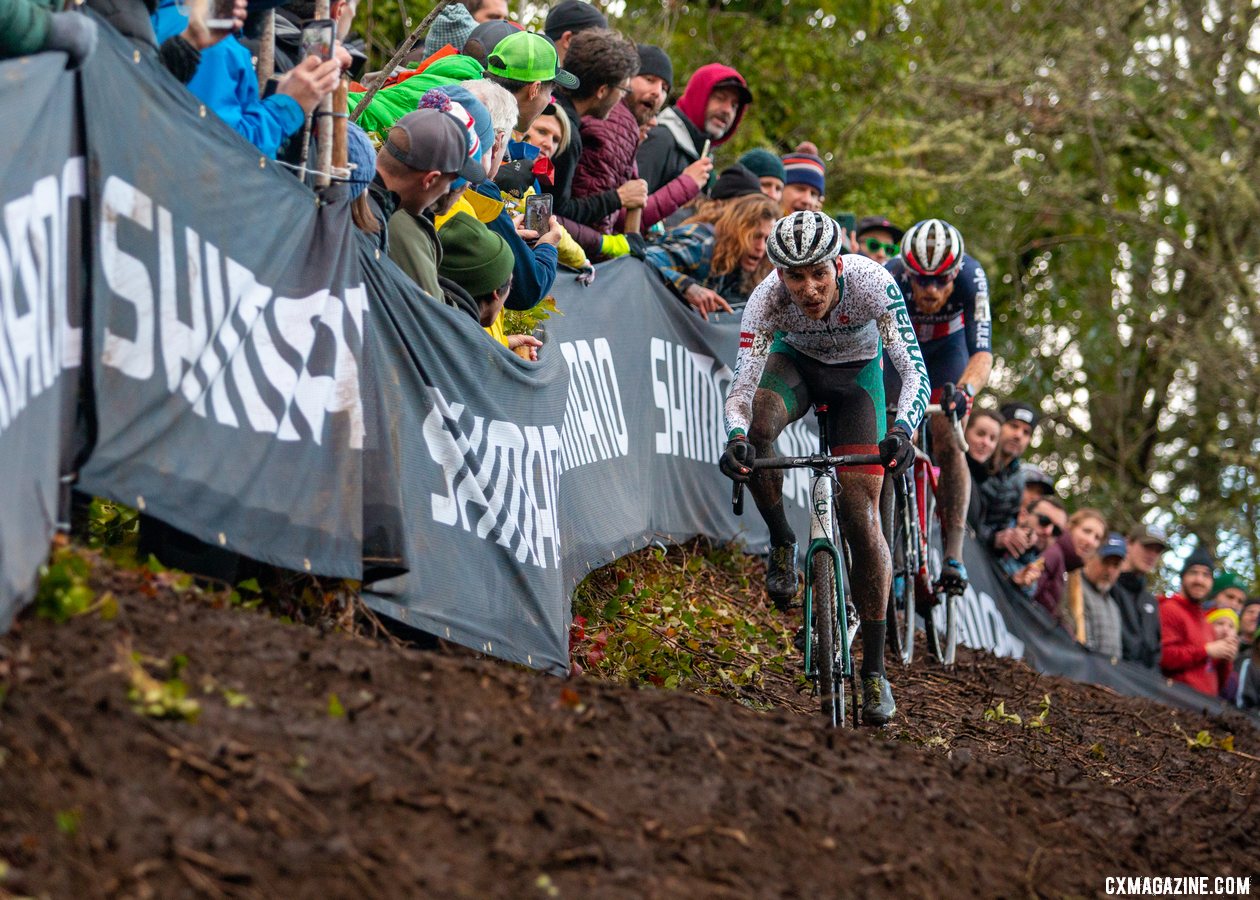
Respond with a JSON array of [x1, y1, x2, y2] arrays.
[[886, 253, 991, 356], [883, 253, 990, 394]]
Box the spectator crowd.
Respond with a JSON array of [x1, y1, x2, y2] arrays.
[[964, 401, 1259, 710], [4, 0, 1256, 712]]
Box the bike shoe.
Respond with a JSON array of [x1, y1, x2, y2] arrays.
[[934, 557, 969, 595], [861, 675, 897, 726], [766, 542, 799, 611]]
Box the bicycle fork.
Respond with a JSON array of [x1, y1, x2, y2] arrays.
[[802, 470, 849, 684]]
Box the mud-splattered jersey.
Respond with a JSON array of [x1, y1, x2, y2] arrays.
[[724, 254, 930, 438], [886, 253, 991, 355]]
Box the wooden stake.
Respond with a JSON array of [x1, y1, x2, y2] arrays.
[[313, 0, 332, 187], [256, 9, 275, 93], [333, 77, 349, 176]]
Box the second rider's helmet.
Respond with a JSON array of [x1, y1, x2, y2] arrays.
[[766, 211, 843, 269], [900, 219, 965, 277]]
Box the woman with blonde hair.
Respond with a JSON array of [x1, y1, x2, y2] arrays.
[[1022, 508, 1107, 618], [644, 191, 780, 317]]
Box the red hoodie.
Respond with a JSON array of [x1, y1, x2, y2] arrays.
[[673, 64, 751, 146], [1160, 591, 1231, 696]]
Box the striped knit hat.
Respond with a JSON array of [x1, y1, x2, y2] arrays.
[[781, 152, 825, 195]]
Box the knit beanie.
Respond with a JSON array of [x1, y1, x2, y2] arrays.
[[1181, 545, 1215, 578], [636, 44, 673, 90], [738, 148, 785, 183], [1212, 570, 1247, 598], [781, 151, 825, 195], [1206, 607, 1240, 630], [710, 164, 761, 201], [432, 84, 494, 165], [438, 212, 515, 298], [1242, 597, 1260, 639], [345, 123, 376, 201], [424, 2, 477, 57]]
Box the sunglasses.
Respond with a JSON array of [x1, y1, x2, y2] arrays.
[[863, 237, 900, 255], [910, 271, 956, 288], [1034, 513, 1063, 537]]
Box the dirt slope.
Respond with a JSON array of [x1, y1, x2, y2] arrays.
[[1, 552, 1257, 899]]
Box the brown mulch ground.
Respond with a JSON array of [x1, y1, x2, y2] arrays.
[[1, 552, 1258, 898]]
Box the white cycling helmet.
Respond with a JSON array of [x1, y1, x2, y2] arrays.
[[766, 211, 843, 269], [900, 218, 965, 277]]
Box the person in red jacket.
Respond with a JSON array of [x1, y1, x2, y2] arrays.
[[637, 63, 752, 193], [1160, 547, 1237, 696]]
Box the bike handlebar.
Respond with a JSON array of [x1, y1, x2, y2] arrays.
[[884, 380, 970, 454], [752, 454, 885, 470], [923, 403, 970, 454], [731, 453, 885, 516]]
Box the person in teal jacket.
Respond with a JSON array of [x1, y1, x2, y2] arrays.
[[1, 0, 97, 63], [153, 0, 338, 158]]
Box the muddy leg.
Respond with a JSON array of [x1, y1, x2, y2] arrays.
[[929, 413, 968, 562]]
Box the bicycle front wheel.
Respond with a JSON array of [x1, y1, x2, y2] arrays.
[[811, 548, 846, 728], [916, 474, 957, 666], [926, 592, 959, 667]]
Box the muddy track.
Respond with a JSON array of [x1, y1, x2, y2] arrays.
[[1, 555, 1257, 898]]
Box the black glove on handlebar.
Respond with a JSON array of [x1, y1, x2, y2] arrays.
[[879, 426, 915, 473], [940, 385, 971, 423], [719, 436, 756, 483]]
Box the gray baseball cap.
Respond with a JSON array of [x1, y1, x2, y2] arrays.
[[1021, 463, 1056, 496], [384, 109, 486, 184], [1128, 523, 1169, 549]]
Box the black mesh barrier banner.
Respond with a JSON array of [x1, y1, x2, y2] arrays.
[[0, 52, 83, 628], [74, 26, 364, 578]]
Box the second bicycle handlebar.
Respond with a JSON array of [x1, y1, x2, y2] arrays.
[[731, 453, 886, 516]]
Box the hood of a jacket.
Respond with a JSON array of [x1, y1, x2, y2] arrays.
[[673, 64, 750, 146], [1058, 530, 1084, 571], [422, 53, 485, 82], [434, 188, 504, 230]]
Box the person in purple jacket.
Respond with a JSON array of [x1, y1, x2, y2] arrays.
[[570, 43, 712, 237], [1022, 508, 1107, 617]]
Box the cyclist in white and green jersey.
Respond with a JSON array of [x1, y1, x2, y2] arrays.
[[719, 211, 929, 724]]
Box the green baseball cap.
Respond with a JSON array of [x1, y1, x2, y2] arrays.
[[486, 31, 579, 90]]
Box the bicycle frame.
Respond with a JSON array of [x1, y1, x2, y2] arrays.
[[732, 405, 883, 724], [801, 406, 846, 683], [885, 392, 969, 666]]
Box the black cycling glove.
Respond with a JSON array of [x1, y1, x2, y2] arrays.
[[940, 385, 971, 423], [879, 426, 915, 473], [719, 436, 756, 483]]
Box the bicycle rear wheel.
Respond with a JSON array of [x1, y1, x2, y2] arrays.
[[918, 481, 959, 666], [811, 548, 846, 728]]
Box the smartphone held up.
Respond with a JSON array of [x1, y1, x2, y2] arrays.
[[300, 18, 336, 62], [202, 0, 236, 31], [523, 193, 553, 235]]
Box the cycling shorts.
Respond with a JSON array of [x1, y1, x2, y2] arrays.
[[757, 337, 886, 475]]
